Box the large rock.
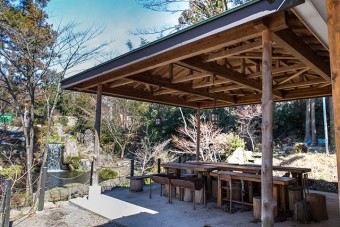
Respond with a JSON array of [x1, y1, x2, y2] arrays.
[[79, 158, 91, 171], [83, 129, 94, 148], [64, 138, 79, 158], [67, 116, 77, 127], [54, 123, 64, 138], [227, 147, 245, 164]]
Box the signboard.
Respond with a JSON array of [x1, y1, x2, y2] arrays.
[[0, 114, 14, 123]]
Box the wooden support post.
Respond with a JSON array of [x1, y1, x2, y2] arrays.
[[38, 167, 47, 211], [196, 109, 201, 160], [2, 179, 12, 227], [92, 84, 102, 186], [90, 161, 94, 186], [130, 159, 135, 177], [261, 30, 276, 227], [157, 158, 161, 174], [327, 1, 340, 211]]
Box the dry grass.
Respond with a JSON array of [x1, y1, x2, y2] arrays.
[[273, 153, 337, 183]]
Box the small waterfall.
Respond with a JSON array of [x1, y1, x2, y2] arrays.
[[47, 144, 63, 172]]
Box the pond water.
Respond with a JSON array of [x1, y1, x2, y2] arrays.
[[45, 171, 91, 190]]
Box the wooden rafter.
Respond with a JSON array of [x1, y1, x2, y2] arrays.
[[172, 73, 209, 84], [274, 78, 327, 90], [127, 73, 235, 103], [247, 63, 306, 78], [192, 77, 229, 89], [109, 79, 133, 88], [180, 57, 283, 98], [203, 40, 263, 62], [277, 68, 309, 85], [89, 85, 199, 109], [272, 28, 331, 81]]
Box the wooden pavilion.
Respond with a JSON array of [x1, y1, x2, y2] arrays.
[[61, 0, 340, 226]]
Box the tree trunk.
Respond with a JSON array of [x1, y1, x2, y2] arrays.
[[328, 97, 335, 150], [311, 99, 317, 145], [261, 30, 276, 227], [305, 99, 311, 143]]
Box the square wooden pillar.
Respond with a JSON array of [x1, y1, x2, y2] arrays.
[[326, 0, 340, 211], [92, 84, 102, 186]]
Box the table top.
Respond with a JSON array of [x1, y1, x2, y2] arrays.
[[161, 162, 218, 172], [211, 170, 295, 185], [187, 161, 311, 174]]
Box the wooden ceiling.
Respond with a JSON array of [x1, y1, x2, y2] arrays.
[[62, 6, 331, 110]]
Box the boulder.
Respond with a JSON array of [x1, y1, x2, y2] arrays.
[[79, 158, 91, 171], [67, 116, 77, 127], [64, 138, 78, 158], [83, 129, 94, 148], [227, 147, 245, 164], [44, 202, 57, 209]]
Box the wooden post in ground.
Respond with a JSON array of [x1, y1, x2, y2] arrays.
[[38, 167, 47, 211], [327, 0, 340, 211], [2, 179, 12, 227], [92, 84, 102, 186], [261, 29, 276, 227], [130, 159, 135, 177], [196, 109, 201, 160], [157, 158, 161, 174]]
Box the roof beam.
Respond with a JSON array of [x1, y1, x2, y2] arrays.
[[172, 73, 210, 84], [273, 78, 328, 90], [127, 73, 235, 103], [109, 79, 133, 88], [192, 77, 229, 89], [86, 86, 199, 109], [247, 63, 306, 78], [203, 40, 263, 62], [277, 68, 309, 85], [180, 57, 283, 98], [272, 29, 331, 81]]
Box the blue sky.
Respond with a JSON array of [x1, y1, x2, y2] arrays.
[[46, 0, 185, 75]]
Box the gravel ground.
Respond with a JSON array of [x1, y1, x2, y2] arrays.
[[12, 202, 124, 227]]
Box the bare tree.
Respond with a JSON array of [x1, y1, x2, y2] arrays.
[[235, 105, 262, 151], [102, 98, 142, 159], [134, 129, 175, 174], [172, 112, 223, 161], [0, 1, 109, 200]]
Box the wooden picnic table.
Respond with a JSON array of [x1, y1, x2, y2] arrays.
[[187, 161, 311, 185], [211, 170, 296, 215], [161, 162, 218, 199]]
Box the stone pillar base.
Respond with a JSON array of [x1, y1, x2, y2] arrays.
[[88, 185, 101, 201]]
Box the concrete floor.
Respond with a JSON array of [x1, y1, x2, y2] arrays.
[[70, 184, 340, 227]]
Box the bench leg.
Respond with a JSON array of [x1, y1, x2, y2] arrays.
[[193, 189, 196, 210], [149, 182, 152, 199], [160, 184, 163, 196], [168, 184, 172, 204]]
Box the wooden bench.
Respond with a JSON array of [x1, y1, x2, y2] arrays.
[[126, 175, 153, 192], [170, 177, 205, 210], [150, 174, 179, 202]]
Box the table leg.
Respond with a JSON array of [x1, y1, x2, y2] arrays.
[[273, 185, 278, 218], [280, 185, 286, 215], [207, 172, 212, 199], [248, 181, 253, 203]]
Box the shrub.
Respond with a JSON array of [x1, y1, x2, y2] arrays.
[[294, 143, 308, 153], [99, 168, 118, 181], [0, 165, 22, 179], [64, 156, 82, 171], [218, 132, 246, 157], [59, 116, 69, 126]]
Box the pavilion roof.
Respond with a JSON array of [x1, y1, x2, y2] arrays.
[[61, 0, 331, 109]]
